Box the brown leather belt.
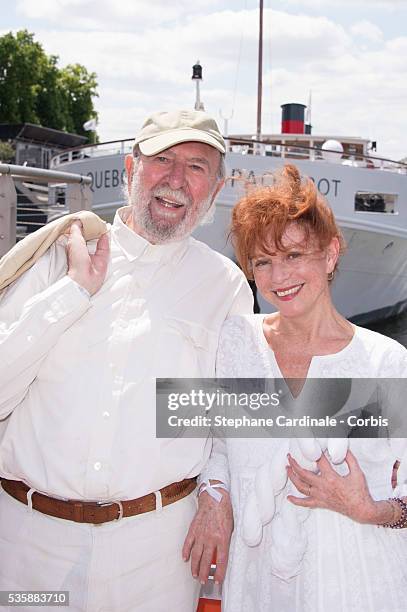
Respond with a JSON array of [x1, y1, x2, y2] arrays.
[[0, 477, 197, 524]]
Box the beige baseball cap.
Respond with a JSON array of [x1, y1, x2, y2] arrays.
[[134, 110, 226, 156]]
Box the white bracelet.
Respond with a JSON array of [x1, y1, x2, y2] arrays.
[[198, 480, 229, 503]]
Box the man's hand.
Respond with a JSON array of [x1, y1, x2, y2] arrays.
[[182, 486, 233, 585], [67, 221, 110, 296]]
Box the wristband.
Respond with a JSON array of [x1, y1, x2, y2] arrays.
[[198, 480, 229, 503]]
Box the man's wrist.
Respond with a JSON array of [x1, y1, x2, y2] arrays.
[[198, 480, 229, 503], [68, 277, 91, 300]]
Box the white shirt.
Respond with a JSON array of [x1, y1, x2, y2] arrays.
[[0, 207, 253, 501]]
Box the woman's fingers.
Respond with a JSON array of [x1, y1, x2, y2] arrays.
[[316, 451, 336, 474], [344, 449, 361, 473], [287, 494, 317, 508], [287, 466, 313, 496], [287, 454, 320, 485]]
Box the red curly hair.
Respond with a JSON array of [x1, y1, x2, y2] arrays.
[[230, 164, 345, 280]]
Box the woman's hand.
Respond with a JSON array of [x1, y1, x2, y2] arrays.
[[286, 449, 381, 524]]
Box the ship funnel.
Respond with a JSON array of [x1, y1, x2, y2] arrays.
[[281, 103, 306, 134]]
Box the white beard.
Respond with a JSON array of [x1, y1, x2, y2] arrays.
[[128, 174, 214, 244]]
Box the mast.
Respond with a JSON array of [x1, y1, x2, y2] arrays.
[[256, 0, 263, 141]]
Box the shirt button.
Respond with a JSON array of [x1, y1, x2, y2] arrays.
[[94, 462, 102, 471], [103, 411, 110, 419]]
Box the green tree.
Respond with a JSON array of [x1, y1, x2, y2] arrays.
[[35, 54, 69, 132], [0, 30, 45, 124], [59, 64, 99, 142], [0, 30, 98, 141], [0, 141, 15, 162]]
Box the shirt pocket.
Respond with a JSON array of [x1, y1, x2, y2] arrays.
[[158, 316, 218, 378]]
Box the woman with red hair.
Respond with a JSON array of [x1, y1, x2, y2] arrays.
[[200, 165, 407, 611]]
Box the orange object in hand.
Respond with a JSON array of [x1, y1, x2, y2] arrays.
[[197, 598, 221, 612]]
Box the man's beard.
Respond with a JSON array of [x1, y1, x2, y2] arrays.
[[128, 175, 213, 244]]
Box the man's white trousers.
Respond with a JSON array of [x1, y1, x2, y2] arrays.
[[0, 487, 200, 611]]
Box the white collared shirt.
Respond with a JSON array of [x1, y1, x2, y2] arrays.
[[0, 207, 252, 501]]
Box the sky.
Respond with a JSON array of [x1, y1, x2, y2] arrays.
[[1, 0, 407, 160]]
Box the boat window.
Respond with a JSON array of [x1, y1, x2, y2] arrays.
[[355, 191, 397, 214]]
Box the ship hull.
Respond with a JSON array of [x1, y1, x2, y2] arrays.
[[53, 152, 407, 323]]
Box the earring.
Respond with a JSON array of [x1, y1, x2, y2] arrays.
[[327, 271, 334, 281]]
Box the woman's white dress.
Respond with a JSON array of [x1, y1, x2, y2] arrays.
[[200, 314, 407, 612]]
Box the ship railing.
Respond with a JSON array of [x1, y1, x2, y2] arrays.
[[226, 138, 407, 174], [51, 139, 134, 167], [0, 162, 93, 258], [50, 137, 407, 175]]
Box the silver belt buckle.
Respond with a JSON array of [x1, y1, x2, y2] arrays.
[[97, 499, 124, 522]]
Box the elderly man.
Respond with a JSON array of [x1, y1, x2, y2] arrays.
[[0, 110, 252, 611]]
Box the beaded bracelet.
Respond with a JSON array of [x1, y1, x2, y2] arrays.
[[382, 497, 407, 529]]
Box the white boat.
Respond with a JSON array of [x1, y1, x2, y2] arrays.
[[48, 0, 407, 327], [49, 123, 407, 325]]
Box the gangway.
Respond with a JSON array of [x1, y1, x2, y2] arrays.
[[0, 162, 92, 258]]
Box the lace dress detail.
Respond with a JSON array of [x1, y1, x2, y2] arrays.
[[200, 314, 407, 612]]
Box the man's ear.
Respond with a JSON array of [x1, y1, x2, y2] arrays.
[[125, 154, 134, 193]]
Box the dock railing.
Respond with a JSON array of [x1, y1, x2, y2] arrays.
[[0, 163, 92, 258]]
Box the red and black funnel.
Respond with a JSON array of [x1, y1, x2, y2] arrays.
[[281, 103, 306, 134]]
